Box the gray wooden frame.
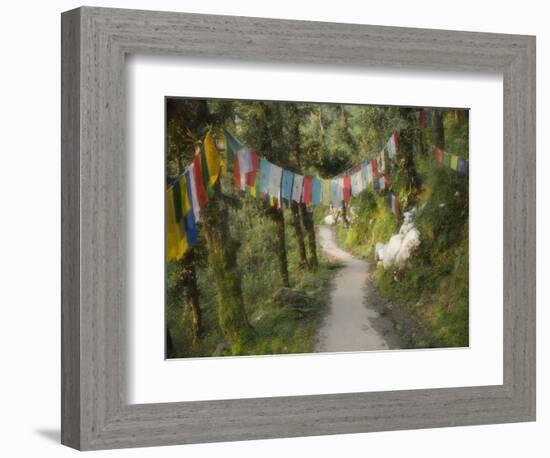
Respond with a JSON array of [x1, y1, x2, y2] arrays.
[[61, 6, 536, 451]]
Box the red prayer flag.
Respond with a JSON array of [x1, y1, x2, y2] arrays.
[[434, 147, 443, 163], [385, 174, 392, 187], [393, 129, 399, 150], [193, 154, 208, 207], [419, 110, 426, 128], [302, 176, 313, 204], [245, 151, 260, 187], [343, 173, 351, 203], [371, 159, 379, 179]]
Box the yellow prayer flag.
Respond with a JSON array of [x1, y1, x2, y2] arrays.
[[450, 154, 459, 171], [204, 131, 221, 186], [166, 188, 188, 261], [322, 179, 331, 206]]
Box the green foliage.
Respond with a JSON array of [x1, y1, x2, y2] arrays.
[[166, 196, 336, 357]]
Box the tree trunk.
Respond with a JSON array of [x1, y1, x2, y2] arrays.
[[290, 201, 308, 268], [433, 110, 445, 150], [341, 201, 350, 228], [202, 181, 254, 351], [172, 250, 203, 345], [268, 207, 290, 287], [299, 203, 318, 270]]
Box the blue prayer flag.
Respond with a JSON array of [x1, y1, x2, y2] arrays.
[[281, 170, 294, 202]]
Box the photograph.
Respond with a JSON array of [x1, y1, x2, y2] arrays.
[[165, 98, 469, 359]]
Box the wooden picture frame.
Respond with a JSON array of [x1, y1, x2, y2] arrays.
[[61, 6, 536, 450]]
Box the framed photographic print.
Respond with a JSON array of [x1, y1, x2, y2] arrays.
[[61, 6, 536, 450]]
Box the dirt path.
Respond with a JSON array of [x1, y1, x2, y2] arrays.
[[315, 225, 401, 353]]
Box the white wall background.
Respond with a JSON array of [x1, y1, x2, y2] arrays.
[[0, 1, 545, 456]]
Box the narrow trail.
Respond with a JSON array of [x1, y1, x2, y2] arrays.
[[315, 225, 400, 353]]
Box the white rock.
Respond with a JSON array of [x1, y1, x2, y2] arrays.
[[324, 214, 336, 225]]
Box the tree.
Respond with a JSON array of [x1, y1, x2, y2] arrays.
[[166, 99, 253, 352], [235, 101, 291, 286]]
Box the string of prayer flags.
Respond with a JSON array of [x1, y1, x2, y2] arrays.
[[433, 146, 469, 176], [291, 173, 304, 203]]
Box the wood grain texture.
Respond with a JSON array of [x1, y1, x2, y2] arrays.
[[61, 6, 536, 450]]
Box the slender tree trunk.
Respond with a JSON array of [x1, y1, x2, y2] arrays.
[[268, 207, 290, 287], [290, 201, 308, 268], [341, 201, 350, 228], [299, 203, 318, 270], [434, 110, 445, 150], [202, 181, 254, 351]]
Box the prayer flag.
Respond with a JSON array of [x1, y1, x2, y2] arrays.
[[259, 158, 272, 196], [457, 158, 469, 176], [204, 132, 221, 187], [343, 173, 351, 203], [351, 169, 363, 197], [281, 170, 294, 202], [199, 145, 212, 197], [379, 175, 386, 190], [426, 110, 433, 128], [268, 163, 283, 199], [192, 154, 208, 208], [371, 159, 379, 179], [419, 110, 426, 128], [186, 163, 202, 222], [393, 129, 399, 151], [322, 179, 331, 206], [450, 154, 459, 171], [183, 168, 199, 245], [246, 151, 260, 189], [434, 146, 443, 163], [224, 130, 243, 165], [337, 177, 344, 204], [291, 173, 304, 203], [166, 186, 188, 261], [312, 177, 322, 205], [302, 176, 313, 204], [386, 134, 396, 158], [330, 179, 339, 207]]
